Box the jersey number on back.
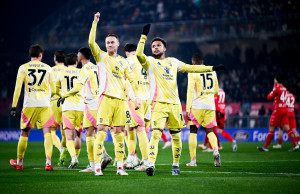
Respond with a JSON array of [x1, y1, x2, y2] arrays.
[[28, 69, 47, 86], [200, 73, 213, 90], [280, 91, 287, 102], [286, 96, 295, 107], [64, 76, 78, 91], [141, 68, 147, 79]]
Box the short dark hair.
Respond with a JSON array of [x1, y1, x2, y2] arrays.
[[78, 47, 91, 60], [29, 44, 44, 58], [124, 43, 137, 52], [151, 37, 167, 48], [106, 34, 119, 41], [275, 73, 285, 84], [192, 53, 204, 64], [65, 53, 78, 66], [54, 50, 65, 63]]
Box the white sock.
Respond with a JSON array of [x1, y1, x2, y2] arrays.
[[72, 156, 77, 163], [144, 159, 149, 166], [149, 163, 155, 167], [173, 162, 179, 167], [17, 160, 23, 166], [117, 161, 123, 168], [90, 161, 95, 168], [46, 159, 51, 165], [95, 163, 101, 169]]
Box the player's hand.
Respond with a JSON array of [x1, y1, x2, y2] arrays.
[[57, 97, 65, 107], [186, 112, 191, 121], [94, 12, 100, 22], [134, 98, 141, 110], [212, 64, 226, 71], [142, 24, 151, 36], [10, 107, 17, 118]]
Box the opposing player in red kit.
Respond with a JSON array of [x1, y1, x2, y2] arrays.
[[273, 90, 300, 149], [257, 75, 299, 152]]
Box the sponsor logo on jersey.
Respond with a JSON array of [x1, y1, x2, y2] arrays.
[[29, 88, 45, 92]]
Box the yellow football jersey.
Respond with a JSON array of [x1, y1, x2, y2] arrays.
[[136, 35, 213, 104], [51, 64, 66, 100], [186, 71, 219, 112], [89, 21, 140, 100], [56, 66, 84, 111], [12, 60, 55, 108], [127, 55, 150, 101]]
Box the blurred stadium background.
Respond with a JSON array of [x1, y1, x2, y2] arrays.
[[0, 0, 300, 139]]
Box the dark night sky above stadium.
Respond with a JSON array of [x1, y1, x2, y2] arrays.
[[0, 0, 63, 52]]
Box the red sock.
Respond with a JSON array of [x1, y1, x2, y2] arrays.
[[208, 141, 212, 149], [221, 131, 233, 143], [297, 136, 300, 142], [213, 127, 221, 147], [287, 130, 297, 146], [161, 132, 168, 142], [278, 138, 282, 145], [264, 131, 274, 148], [204, 133, 208, 146]]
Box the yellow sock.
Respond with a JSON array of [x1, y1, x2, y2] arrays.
[[137, 131, 149, 160], [75, 149, 81, 158], [94, 131, 107, 163], [149, 130, 162, 164], [86, 136, 95, 162], [17, 136, 28, 161], [61, 129, 66, 147], [170, 131, 182, 163], [124, 133, 129, 151], [44, 133, 53, 160], [66, 140, 76, 158], [111, 131, 116, 145], [189, 133, 197, 161], [51, 130, 61, 150], [114, 132, 125, 161], [207, 132, 218, 150], [128, 130, 136, 155]]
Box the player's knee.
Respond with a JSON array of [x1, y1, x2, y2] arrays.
[[152, 129, 162, 140]]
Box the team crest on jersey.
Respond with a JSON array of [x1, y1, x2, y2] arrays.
[[100, 118, 103, 123], [164, 67, 170, 74], [154, 121, 157, 126]]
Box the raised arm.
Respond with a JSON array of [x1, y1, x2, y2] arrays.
[[88, 12, 103, 63], [136, 24, 151, 71]]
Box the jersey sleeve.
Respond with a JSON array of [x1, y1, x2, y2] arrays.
[[125, 63, 141, 99], [12, 65, 26, 107], [175, 59, 213, 73], [88, 21, 105, 63], [136, 34, 151, 71], [267, 87, 277, 100], [186, 73, 194, 113], [214, 72, 219, 96]]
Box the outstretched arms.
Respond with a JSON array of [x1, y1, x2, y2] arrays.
[[88, 12, 103, 63]]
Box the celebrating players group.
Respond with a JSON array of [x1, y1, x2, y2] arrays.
[[8, 12, 298, 176]]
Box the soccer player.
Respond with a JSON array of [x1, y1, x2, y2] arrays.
[[58, 47, 112, 172], [89, 12, 141, 176], [10, 44, 55, 171], [214, 88, 237, 152], [186, 53, 221, 167], [56, 53, 84, 168], [136, 24, 225, 176], [257, 75, 299, 152], [273, 90, 300, 149], [50, 50, 68, 166], [123, 43, 150, 170]]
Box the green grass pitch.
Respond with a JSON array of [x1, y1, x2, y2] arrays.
[[0, 141, 300, 193]]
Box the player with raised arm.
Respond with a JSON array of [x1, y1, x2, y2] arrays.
[[257, 75, 299, 152], [57, 53, 84, 168], [186, 53, 221, 167], [50, 50, 68, 166], [273, 90, 300, 149], [58, 48, 112, 172], [136, 24, 225, 176], [89, 12, 141, 176], [123, 43, 151, 170], [10, 44, 55, 171]]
